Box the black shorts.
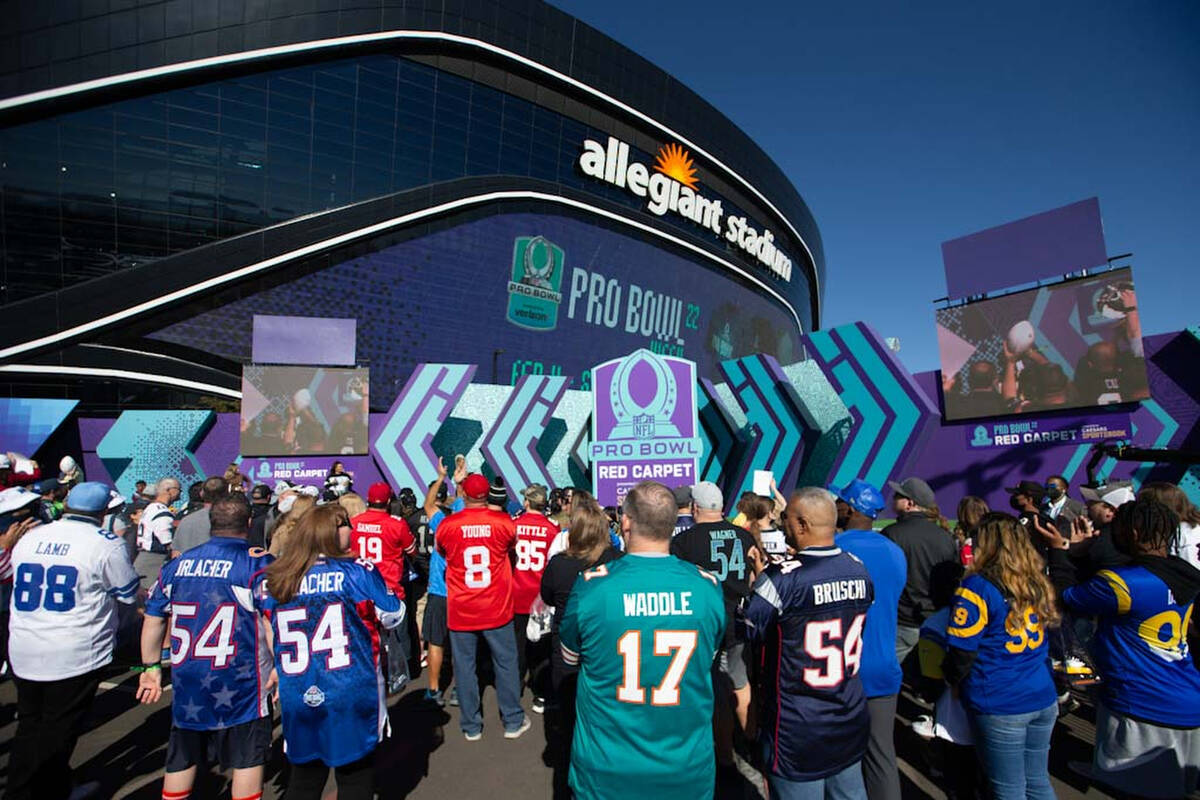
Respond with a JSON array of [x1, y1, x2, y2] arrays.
[[165, 716, 272, 773], [423, 593, 448, 648]]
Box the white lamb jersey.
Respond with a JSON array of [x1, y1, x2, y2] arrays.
[[8, 514, 140, 681]]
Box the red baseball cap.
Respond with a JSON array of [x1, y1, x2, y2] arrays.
[[367, 482, 393, 505], [461, 473, 490, 500]]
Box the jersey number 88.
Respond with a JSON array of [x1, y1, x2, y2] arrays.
[[13, 564, 78, 612]]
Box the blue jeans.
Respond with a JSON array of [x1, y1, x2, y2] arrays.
[[448, 622, 525, 736], [766, 760, 867, 800], [971, 702, 1057, 800]]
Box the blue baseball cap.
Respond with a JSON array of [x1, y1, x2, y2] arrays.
[[835, 479, 885, 519], [66, 481, 112, 514]]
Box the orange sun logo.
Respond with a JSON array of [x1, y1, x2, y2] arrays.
[[653, 143, 699, 189]]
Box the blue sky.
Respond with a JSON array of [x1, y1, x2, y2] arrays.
[[550, 1, 1199, 373]]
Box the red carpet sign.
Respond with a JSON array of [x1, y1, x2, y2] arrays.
[[590, 349, 702, 506]]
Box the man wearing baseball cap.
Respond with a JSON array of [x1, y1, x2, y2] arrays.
[[670, 480, 760, 773], [883, 477, 959, 666], [435, 473, 528, 741], [511, 483, 560, 714], [8, 481, 140, 799], [834, 480, 907, 800], [350, 481, 417, 694]]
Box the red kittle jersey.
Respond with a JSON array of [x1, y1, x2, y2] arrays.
[[349, 509, 415, 598], [435, 507, 517, 631], [512, 510, 560, 614]]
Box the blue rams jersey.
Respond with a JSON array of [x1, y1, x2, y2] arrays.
[[835, 530, 907, 697], [146, 537, 274, 730], [254, 558, 404, 766], [1063, 565, 1200, 727], [947, 574, 1057, 715], [744, 546, 874, 781]]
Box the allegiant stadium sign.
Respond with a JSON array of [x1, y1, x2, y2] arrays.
[[578, 136, 793, 282]]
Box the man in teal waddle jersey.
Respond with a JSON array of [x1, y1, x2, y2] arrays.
[[560, 480, 725, 800]]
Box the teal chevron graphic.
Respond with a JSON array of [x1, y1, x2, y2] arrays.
[[371, 364, 476, 495], [781, 361, 853, 488], [0, 398, 78, 456], [697, 379, 741, 486], [96, 410, 215, 498], [719, 355, 813, 507], [443, 384, 514, 476], [544, 390, 592, 490], [481, 375, 569, 497], [806, 323, 940, 491]]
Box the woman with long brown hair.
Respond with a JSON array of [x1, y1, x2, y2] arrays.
[[955, 495, 989, 566], [254, 504, 403, 800], [943, 511, 1060, 800], [743, 493, 785, 562], [539, 502, 623, 785]]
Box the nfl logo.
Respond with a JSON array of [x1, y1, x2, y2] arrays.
[[632, 414, 655, 439], [303, 685, 326, 708]]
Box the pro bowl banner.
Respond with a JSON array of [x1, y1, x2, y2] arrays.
[[590, 349, 702, 506], [964, 412, 1132, 451]]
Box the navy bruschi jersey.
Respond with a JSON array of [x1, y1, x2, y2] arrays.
[[1063, 565, 1200, 727], [744, 545, 874, 781], [146, 536, 274, 730], [254, 558, 404, 766]]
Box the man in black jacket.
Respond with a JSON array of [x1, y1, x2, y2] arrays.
[[883, 477, 958, 665]]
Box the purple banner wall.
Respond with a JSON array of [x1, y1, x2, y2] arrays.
[[942, 197, 1107, 299]]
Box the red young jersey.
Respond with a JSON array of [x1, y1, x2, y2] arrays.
[[435, 507, 517, 631], [349, 509, 416, 598], [511, 510, 560, 614]]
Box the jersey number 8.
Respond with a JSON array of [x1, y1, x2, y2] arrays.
[[13, 564, 78, 612], [464, 546, 491, 588]]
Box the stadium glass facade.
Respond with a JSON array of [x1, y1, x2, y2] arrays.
[[0, 0, 824, 412]]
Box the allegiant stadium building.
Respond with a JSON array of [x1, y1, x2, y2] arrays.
[[0, 0, 824, 410]]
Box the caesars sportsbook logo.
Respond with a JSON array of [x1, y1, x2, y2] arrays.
[[506, 235, 565, 331]]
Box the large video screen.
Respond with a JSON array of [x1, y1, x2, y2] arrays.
[[240, 366, 369, 456], [148, 212, 806, 394], [937, 268, 1148, 421]]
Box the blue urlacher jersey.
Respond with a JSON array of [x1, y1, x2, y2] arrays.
[[744, 545, 874, 782], [947, 573, 1057, 715], [254, 557, 404, 766], [1063, 565, 1200, 727], [146, 536, 274, 730]]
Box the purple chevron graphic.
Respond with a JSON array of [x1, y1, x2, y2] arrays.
[[371, 364, 477, 495], [481, 375, 569, 499]]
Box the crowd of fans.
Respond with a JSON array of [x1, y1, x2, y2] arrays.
[[0, 445, 1198, 800]]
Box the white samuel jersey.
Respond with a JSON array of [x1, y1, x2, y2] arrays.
[[9, 514, 140, 681]]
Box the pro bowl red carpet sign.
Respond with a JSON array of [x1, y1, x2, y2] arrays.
[[590, 349, 702, 505]]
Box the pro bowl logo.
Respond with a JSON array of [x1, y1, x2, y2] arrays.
[[589, 349, 701, 506], [506, 235, 564, 331]]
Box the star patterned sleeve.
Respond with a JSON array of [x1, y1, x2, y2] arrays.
[[357, 561, 404, 630]]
